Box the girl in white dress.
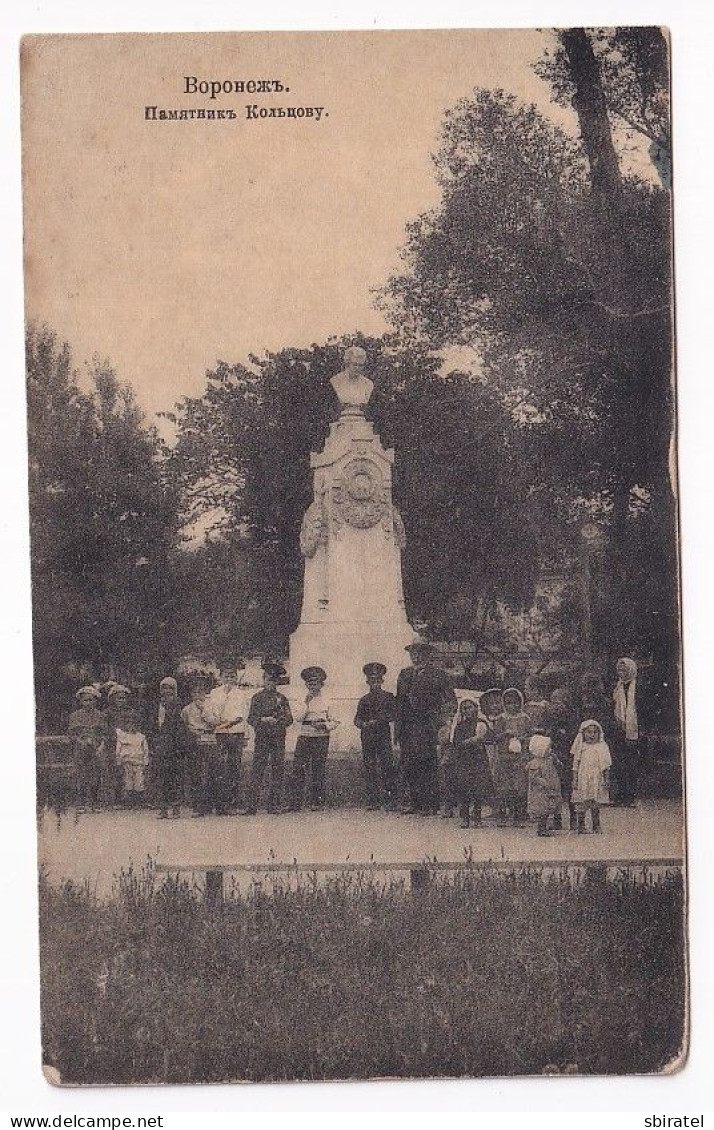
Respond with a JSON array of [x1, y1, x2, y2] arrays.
[[570, 719, 612, 834]]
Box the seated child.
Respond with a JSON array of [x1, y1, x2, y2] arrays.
[[453, 701, 494, 828], [527, 734, 563, 836], [570, 719, 612, 834]]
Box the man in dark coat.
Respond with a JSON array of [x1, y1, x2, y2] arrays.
[[395, 639, 457, 815], [244, 662, 293, 814], [354, 662, 397, 810], [151, 676, 187, 819]]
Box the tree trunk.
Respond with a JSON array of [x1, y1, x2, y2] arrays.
[[561, 29, 641, 663], [560, 29, 635, 294], [560, 29, 623, 206]]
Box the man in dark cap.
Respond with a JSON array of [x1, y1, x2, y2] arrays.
[[287, 666, 339, 811], [244, 662, 293, 814], [354, 662, 397, 810], [395, 638, 458, 814]]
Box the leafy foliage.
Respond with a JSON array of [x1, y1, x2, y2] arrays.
[[26, 325, 180, 725], [378, 46, 676, 678], [166, 336, 541, 650], [536, 28, 670, 185]]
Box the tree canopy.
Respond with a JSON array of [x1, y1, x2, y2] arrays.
[[26, 324, 180, 724], [26, 28, 679, 729], [378, 30, 676, 678], [166, 336, 542, 652]]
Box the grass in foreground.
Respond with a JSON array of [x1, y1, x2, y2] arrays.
[[39, 866, 686, 1083]]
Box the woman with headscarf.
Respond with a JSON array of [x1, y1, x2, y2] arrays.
[[612, 657, 640, 807], [151, 676, 188, 819], [570, 719, 612, 833], [491, 688, 531, 825]]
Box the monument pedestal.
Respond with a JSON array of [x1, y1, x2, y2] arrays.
[[288, 410, 413, 751]]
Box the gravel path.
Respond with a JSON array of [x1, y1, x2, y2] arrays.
[[37, 799, 685, 898]]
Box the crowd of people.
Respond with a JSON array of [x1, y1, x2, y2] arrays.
[[64, 639, 643, 834]]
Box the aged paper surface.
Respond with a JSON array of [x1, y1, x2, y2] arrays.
[[22, 29, 685, 1084]]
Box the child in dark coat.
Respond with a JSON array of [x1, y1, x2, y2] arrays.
[[550, 686, 579, 830], [452, 699, 494, 828], [491, 688, 531, 825]]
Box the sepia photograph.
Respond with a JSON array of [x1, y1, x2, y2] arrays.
[[20, 26, 685, 1086]]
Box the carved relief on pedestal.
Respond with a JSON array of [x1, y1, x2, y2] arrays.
[[331, 457, 388, 535], [299, 497, 327, 558]]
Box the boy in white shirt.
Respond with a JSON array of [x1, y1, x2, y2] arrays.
[[286, 666, 339, 811], [202, 661, 250, 814]]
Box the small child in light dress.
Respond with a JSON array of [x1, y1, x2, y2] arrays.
[[115, 727, 150, 807], [526, 734, 563, 837], [570, 719, 612, 834]]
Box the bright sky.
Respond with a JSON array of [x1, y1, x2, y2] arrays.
[[22, 29, 576, 426]]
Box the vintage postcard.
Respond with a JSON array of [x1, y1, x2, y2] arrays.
[[21, 28, 685, 1084]]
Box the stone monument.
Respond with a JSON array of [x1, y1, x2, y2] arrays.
[[288, 347, 414, 749]]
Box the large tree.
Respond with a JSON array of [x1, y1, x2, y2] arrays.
[[536, 27, 670, 188], [26, 325, 180, 725], [379, 31, 676, 679], [166, 336, 541, 655]]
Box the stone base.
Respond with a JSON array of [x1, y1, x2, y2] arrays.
[[288, 616, 414, 751]]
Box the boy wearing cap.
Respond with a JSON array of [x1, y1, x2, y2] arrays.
[[244, 662, 293, 814], [287, 666, 339, 811], [203, 661, 250, 815], [354, 663, 397, 810], [103, 684, 136, 807], [68, 686, 107, 812]]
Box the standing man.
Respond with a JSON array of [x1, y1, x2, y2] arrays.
[[244, 662, 293, 814], [151, 676, 187, 819], [395, 639, 457, 815], [354, 662, 397, 810], [203, 661, 250, 815], [181, 677, 215, 816]]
